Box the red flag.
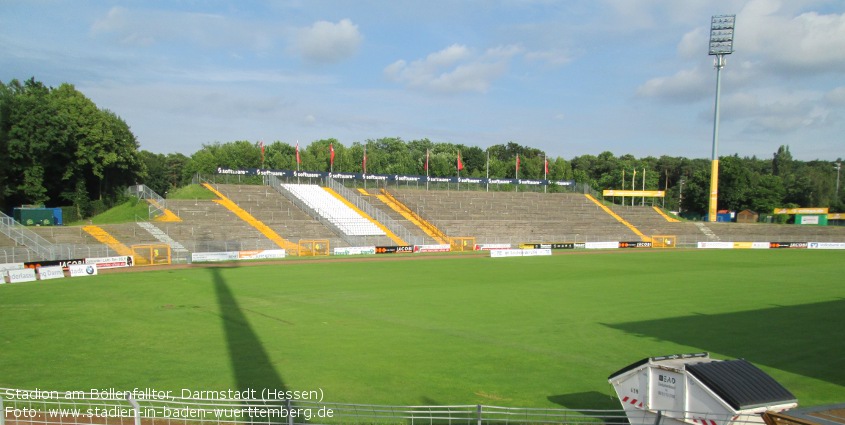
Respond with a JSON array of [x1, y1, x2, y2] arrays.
[[362, 146, 367, 173], [330, 143, 335, 166], [424, 149, 429, 172], [457, 151, 464, 171], [295, 141, 301, 165], [544, 157, 549, 175], [259, 141, 265, 164]]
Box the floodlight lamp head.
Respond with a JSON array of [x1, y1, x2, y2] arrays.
[[708, 14, 736, 55]]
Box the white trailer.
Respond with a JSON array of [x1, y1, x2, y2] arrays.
[[608, 353, 797, 425]]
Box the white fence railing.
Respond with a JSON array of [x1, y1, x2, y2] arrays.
[[0, 388, 768, 425], [127, 184, 167, 220], [0, 211, 58, 260]]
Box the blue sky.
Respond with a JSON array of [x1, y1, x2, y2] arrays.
[[2, 1, 844, 161]]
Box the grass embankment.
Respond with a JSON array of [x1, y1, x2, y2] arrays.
[[167, 184, 218, 200]]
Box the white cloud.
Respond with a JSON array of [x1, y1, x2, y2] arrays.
[[636, 67, 710, 102], [384, 44, 522, 94], [524, 48, 572, 66], [90, 6, 276, 51], [721, 90, 832, 133], [677, 27, 708, 59], [292, 19, 362, 64], [737, 2, 845, 74], [826, 86, 845, 106]]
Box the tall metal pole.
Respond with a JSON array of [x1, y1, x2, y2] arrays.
[[708, 54, 725, 222], [835, 162, 841, 196], [707, 14, 735, 222], [486, 150, 489, 192], [642, 167, 646, 206], [631, 169, 636, 206]]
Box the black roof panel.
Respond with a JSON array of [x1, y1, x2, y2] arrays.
[[687, 359, 796, 410]]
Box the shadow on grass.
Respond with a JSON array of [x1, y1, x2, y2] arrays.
[[211, 267, 287, 399], [547, 391, 619, 410], [604, 298, 845, 387]]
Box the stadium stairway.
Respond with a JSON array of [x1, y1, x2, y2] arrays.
[[322, 187, 406, 245], [151, 200, 280, 253], [607, 204, 704, 244], [341, 188, 439, 245], [377, 189, 449, 244], [135, 222, 189, 259], [146, 198, 182, 222], [82, 225, 134, 256], [584, 194, 650, 242], [213, 184, 350, 249], [389, 189, 642, 245], [202, 183, 300, 252]]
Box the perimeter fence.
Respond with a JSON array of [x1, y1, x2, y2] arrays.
[[0, 388, 765, 425]]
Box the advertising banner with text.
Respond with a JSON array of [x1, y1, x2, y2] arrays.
[[217, 167, 574, 188]]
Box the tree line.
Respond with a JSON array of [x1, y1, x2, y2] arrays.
[[0, 78, 143, 219], [2, 77, 842, 220]]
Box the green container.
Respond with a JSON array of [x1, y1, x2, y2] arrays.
[[13, 208, 56, 226]]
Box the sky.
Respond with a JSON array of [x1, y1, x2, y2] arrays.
[[2, 0, 844, 161]]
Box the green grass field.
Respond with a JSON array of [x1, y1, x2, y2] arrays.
[[1, 250, 843, 409]]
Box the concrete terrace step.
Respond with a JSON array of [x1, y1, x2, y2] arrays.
[[136, 222, 189, 253]]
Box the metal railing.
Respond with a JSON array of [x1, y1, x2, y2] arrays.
[[266, 175, 423, 247], [0, 211, 60, 261], [127, 184, 167, 220], [324, 177, 424, 246], [0, 388, 769, 425], [266, 175, 366, 247]]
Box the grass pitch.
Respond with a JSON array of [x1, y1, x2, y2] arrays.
[[1, 250, 843, 408]]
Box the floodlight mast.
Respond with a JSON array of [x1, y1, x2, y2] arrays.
[[707, 14, 735, 222]]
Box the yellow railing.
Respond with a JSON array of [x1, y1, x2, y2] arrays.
[[378, 189, 450, 244], [202, 183, 299, 252], [584, 194, 651, 242], [652, 206, 681, 222], [82, 225, 134, 256], [323, 187, 406, 245]]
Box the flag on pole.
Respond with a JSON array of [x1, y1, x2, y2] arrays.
[[259, 141, 265, 166], [295, 141, 301, 165], [362, 145, 367, 173], [329, 143, 335, 166], [457, 151, 464, 171], [516, 153, 521, 175], [426, 149, 430, 191], [543, 155, 548, 193]]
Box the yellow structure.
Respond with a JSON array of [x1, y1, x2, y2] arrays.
[[82, 225, 134, 256], [651, 235, 677, 248], [322, 187, 406, 245], [377, 189, 450, 244], [202, 183, 299, 252], [584, 194, 651, 242], [449, 237, 476, 252], [147, 198, 182, 222], [132, 244, 172, 265], [652, 206, 681, 223], [299, 239, 330, 256]]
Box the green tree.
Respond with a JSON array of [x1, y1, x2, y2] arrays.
[[0, 78, 143, 214], [139, 151, 171, 195]]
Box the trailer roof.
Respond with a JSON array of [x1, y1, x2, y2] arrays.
[[687, 359, 797, 410], [607, 353, 709, 381]]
